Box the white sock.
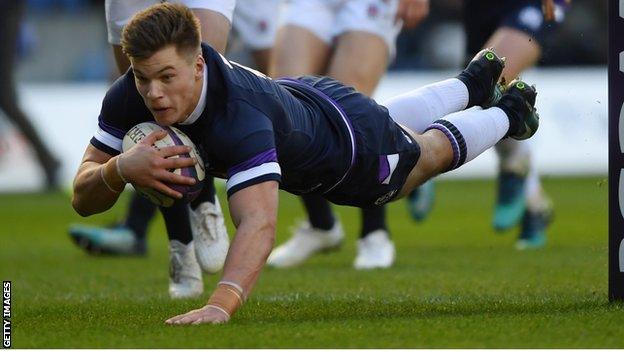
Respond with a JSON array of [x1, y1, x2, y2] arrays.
[[426, 106, 510, 170], [384, 78, 469, 133], [525, 167, 542, 203], [495, 138, 544, 206], [496, 138, 531, 174]]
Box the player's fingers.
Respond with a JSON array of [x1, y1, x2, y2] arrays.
[[161, 156, 197, 170], [166, 308, 202, 324], [151, 180, 183, 199], [191, 317, 209, 325], [175, 313, 203, 325], [157, 170, 197, 186], [169, 311, 201, 324], [159, 145, 192, 158], [142, 130, 168, 146], [165, 314, 187, 324], [165, 315, 183, 324]]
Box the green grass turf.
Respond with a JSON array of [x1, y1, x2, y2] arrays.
[[0, 176, 618, 348]]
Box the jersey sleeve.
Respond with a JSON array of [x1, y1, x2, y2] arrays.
[[90, 73, 150, 155], [214, 101, 281, 197]]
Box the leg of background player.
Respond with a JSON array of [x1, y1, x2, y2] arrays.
[[250, 48, 272, 74], [327, 31, 394, 269], [269, 25, 331, 76], [192, 9, 230, 54], [268, 28, 397, 269], [161, 202, 202, 299], [267, 24, 346, 268], [485, 27, 552, 248], [0, 1, 60, 190]]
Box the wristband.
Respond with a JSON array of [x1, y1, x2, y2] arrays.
[[100, 166, 121, 193], [206, 283, 244, 318], [218, 280, 245, 300], [116, 155, 129, 184]]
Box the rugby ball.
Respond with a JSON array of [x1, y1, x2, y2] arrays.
[[122, 122, 205, 207]]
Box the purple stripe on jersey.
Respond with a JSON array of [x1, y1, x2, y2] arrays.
[[164, 127, 193, 178], [228, 148, 278, 178], [98, 117, 127, 139], [426, 123, 460, 170], [378, 155, 390, 183], [276, 78, 356, 193]]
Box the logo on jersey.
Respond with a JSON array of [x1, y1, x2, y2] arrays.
[[374, 189, 398, 205]]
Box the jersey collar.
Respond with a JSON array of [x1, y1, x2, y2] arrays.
[[179, 64, 207, 125]]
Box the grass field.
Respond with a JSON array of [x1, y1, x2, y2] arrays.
[[1, 176, 619, 348]]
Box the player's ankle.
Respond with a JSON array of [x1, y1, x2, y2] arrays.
[[456, 72, 482, 108]]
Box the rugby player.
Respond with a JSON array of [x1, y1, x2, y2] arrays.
[[267, 0, 430, 270], [70, 3, 540, 324], [70, 0, 236, 300]]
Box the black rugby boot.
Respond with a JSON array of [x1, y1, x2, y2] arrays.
[[457, 48, 506, 108], [496, 79, 539, 140]]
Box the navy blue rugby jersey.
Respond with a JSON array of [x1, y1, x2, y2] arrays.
[[91, 43, 355, 197]]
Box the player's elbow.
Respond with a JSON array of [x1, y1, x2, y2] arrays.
[[71, 188, 107, 217], [72, 195, 93, 217]]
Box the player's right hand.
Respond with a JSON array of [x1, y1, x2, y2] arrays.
[[165, 305, 230, 325], [118, 130, 197, 199]]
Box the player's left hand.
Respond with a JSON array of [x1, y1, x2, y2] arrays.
[[396, 0, 429, 29], [165, 305, 230, 325], [542, 0, 571, 21]]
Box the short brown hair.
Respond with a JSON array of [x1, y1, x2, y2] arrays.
[[121, 2, 201, 60]]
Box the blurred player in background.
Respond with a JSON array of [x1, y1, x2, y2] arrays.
[[267, 0, 429, 270], [69, 0, 238, 299], [408, 0, 568, 250], [228, 0, 279, 74], [0, 1, 60, 190]]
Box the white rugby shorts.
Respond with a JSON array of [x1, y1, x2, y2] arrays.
[[232, 0, 280, 50], [279, 0, 402, 57], [106, 0, 236, 45]]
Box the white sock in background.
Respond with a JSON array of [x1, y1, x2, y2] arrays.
[[384, 78, 469, 133], [495, 138, 546, 208], [496, 138, 531, 174], [426, 106, 510, 170]]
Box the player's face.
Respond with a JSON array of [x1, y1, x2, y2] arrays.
[[131, 45, 203, 126]]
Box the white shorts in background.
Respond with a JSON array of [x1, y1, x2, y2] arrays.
[[232, 0, 280, 50], [280, 0, 401, 57], [105, 0, 236, 45]]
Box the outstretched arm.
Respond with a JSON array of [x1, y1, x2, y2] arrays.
[[71, 144, 122, 216], [165, 180, 279, 325], [72, 130, 197, 217]]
